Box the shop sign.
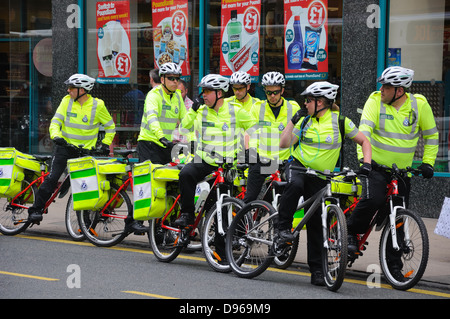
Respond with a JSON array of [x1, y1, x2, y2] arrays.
[[152, 0, 191, 78], [96, 1, 132, 84], [284, 0, 328, 80], [220, 0, 261, 83]]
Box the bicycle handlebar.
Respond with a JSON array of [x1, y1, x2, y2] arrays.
[[289, 165, 357, 179]]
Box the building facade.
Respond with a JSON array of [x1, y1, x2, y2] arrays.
[[1, 0, 449, 216]]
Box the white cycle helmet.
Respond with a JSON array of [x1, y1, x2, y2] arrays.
[[64, 74, 96, 91], [301, 81, 339, 100], [377, 66, 414, 88], [261, 71, 285, 87], [159, 62, 182, 76], [230, 71, 251, 85], [199, 74, 229, 92]]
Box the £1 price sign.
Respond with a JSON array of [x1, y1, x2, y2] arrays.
[[307, 0, 327, 28]]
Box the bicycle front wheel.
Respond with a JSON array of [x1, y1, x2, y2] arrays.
[[148, 194, 183, 262], [226, 200, 277, 278], [322, 204, 348, 292], [202, 197, 245, 273], [65, 194, 85, 241], [379, 208, 429, 290], [77, 184, 130, 247], [0, 179, 35, 235]]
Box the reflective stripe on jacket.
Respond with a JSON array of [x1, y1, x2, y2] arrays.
[[49, 95, 115, 149]]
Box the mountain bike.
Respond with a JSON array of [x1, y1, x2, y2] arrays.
[[340, 163, 429, 290], [0, 144, 97, 241], [76, 149, 137, 247], [225, 166, 349, 291], [148, 160, 245, 273]]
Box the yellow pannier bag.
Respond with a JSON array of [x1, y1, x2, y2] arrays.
[[0, 147, 39, 198], [331, 175, 361, 196], [68, 156, 110, 211], [133, 161, 167, 220], [153, 165, 180, 181]]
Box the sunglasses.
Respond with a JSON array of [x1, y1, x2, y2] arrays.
[[166, 76, 180, 82], [232, 86, 247, 92], [305, 97, 316, 103], [265, 90, 281, 96]]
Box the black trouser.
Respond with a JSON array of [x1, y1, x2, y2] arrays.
[[243, 162, 270, 204], [31, 145, 80, 211], [137, 140, 172, 164], [178, 160, 216, 217], [347, 169, 411, 270], [347, 169, 411, 235], [278, 160, 327, 273]]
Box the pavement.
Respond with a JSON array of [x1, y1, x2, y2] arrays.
[[9, 194, 450, 292]]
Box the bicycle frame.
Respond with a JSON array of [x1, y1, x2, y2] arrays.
[[97, 170, 133, 220]]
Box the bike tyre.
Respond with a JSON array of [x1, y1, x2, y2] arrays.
[[378, 208, 429, 290], [77, 184, 130, 247], [202, 197, 245, 273], [65, 194, 85, 241], [148, 194, 183, 262], [0, 179, 35, 235], [225, 200, 277, 279], [322, 204, 347, 292]]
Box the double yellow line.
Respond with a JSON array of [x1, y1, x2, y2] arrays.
[[2, 234, 450, 299]]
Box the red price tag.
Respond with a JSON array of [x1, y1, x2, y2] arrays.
[[308, 1, 327, 28], [172, 11, 187, 37], [243, 7, 259, 34], [115, 53, 131, 76]]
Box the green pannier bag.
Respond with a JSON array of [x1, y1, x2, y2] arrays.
[[0, 147, 40, 198], [67, 156, 112, 211], [133, 161, 167, 220]]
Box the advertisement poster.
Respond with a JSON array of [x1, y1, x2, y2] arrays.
[[96, 1, 132, 84], [220, 0, 261, 82], [284, 0, 328, 80], [152, 0, 190, 78]]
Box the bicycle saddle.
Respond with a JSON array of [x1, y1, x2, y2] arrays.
[[114, 149, 136, 158], [33, 155, 52, 162]]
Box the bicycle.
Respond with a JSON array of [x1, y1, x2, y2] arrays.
[[233, 161, 300, 269], [76, 149, 138, 247], [340, 162, 429, 290], [0, 144, 97, 241], [148, 160, 245, 273], [225, 165, 349, 291]]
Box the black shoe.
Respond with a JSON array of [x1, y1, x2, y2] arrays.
[[28, 208, 43, 223], [277, 229, 295, 243], [391, 269, 408, 282], [173, 214, 194, 228], [310, 271, 325, 286], [347, 234, 359, 256], [125, 221, 149, 234]]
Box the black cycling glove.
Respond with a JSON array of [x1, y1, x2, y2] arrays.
[[418, 163, 434, 179], [291, 108, 308, 125], [159, 137, 174, 149], [53, 137, 67, 146]]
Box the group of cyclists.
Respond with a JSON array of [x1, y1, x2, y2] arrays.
[[26, 62, 439, 287]]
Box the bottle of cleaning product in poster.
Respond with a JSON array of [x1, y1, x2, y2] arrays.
[[227, 10, 242, 61], [287, 6, 304, 70]]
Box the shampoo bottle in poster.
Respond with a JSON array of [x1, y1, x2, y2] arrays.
[[227, 10, 242, 61], [287, 7, 304, 70]]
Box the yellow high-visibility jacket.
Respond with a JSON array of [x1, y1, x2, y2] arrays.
[[357, 92, 439, 168], [49, 94, 115, 149], [137, 86, 186, 147]]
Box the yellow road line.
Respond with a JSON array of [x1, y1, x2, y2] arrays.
[[122, 291, 178, 299], [0, 270, 59, 281], [11, 233, 450, 298]]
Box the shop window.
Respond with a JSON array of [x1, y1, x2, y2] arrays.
[[388, 0, 450, 173]]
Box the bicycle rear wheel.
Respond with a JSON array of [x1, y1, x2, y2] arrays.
[[226, 200, 277, 278], [202, 197, 245, 273], [322, 204, 347, 292], [379, 208, 429, 290], [148, 194, 183, 262], [65, 194, 85, 241], [0, 179, 35, 235], [77, 184, 130, 247]]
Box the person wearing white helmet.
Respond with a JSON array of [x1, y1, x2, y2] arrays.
[[226, 71, 259, 112], [28, 73, 118, 224], [348, 67, 438, 280], [174, 74, 257, 235], [137, 62, 186, 164], [242, 71, 300, 203], [278, 81, 372, 286]]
